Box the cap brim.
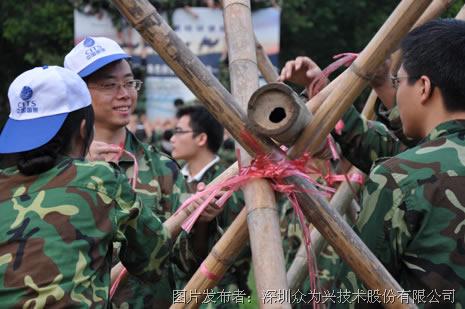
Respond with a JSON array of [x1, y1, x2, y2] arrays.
[[0, 113, 68, 154], [78, 54, 131, 77]]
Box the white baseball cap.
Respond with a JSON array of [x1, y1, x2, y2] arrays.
[[0, 66, 92, 153], [64, 36, 130, 77]]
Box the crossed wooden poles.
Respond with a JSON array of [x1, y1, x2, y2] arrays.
[[111, 0, 436, 308]]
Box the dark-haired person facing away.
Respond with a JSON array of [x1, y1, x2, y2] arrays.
[[325, 19, 465, 307], [0, 66, 192, 307], [170, 105, 251, 307]]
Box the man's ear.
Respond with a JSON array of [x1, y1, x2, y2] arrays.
[[419, 75, 434, 103], [195, 132, 208, 147]]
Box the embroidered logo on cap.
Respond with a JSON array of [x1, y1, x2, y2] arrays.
[[17, 86, 38, 114], [83, 37, 95, 47], [20, 86, 33, 101]]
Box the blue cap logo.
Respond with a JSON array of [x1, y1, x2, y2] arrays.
[[83, 37, 95, 47], [20, 86, 33, 101]]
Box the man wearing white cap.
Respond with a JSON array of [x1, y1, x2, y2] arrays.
[[65, 37, 222, 308], [0, 66, 190, 307]]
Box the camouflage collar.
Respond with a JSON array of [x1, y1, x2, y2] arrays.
[[423, 119, 465, 143]]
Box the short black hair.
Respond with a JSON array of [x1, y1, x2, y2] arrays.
[[400, 19, 465, 112], [176, 105, 224, 153]]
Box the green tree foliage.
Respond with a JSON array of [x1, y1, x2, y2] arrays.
[[0, 1, 74, 126], [280, 1, 396, 68]]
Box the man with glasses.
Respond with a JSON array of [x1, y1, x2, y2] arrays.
[[331, 19, 465, 305], [64, 37, 191, 308], [285, 19, 465, 305], [170, 105, 250, 307]]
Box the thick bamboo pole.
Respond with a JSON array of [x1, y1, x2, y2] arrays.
[[223, 1, 289, 308], [111, 1, 420, 307], [288, 0, 432, 159]]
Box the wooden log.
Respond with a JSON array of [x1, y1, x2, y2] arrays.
[[288, 0, 432, 160], [390, 0, 454, 74], [247, 82, 312, 146], [254, 34, 280, 83], [111, 1, 420, 307], [223, 1, 290, 308]]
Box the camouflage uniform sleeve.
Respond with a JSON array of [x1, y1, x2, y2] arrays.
[[112, 173, 172, 283], [332, 105, 406, 174]]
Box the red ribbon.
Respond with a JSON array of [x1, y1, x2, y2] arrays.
[[334, 119, 345, 135], [175, 151, 339, 301], [110, 142, 139, 190], [175, 152, 335, 233], [311, 52, 358, 96], [200, 262, 221, 281], [110, 267, 127, 299]]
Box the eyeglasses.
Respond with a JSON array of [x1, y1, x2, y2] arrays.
[[88, 79, 143, 93], [390, 75, 417, 89], [172, 128, 195, 135]]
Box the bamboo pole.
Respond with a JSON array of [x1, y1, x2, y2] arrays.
[[111, 1, 421, 307], [288, 0, 432, 160], [223, 1, 290, 308]]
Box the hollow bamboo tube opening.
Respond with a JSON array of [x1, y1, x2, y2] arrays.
[[248, 83, 312, 145]]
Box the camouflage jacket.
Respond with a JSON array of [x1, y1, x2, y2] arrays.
[[111, 130, 189, 309], [332, 105, 408, 174], [329, 120, 465, 307], [0, 157, 171, 308], [179, 161, 250, 294]]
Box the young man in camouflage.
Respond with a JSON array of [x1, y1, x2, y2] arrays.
[[170, 105, 250, 307], [330, 19, 465, 306], [282, 19, 465, 305], [0, 66, 191, 307], [64, 37, 209, 308]]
